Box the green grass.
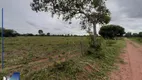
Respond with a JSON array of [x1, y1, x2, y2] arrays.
[[0, 37, 125, 80], [0, 37, 88, 67], [129, 37, 142, 44], [0, 36, 88, 79]]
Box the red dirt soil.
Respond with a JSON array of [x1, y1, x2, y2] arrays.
[[110, 39, 142, 80]]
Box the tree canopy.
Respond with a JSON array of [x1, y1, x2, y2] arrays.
[[125, 32, 132, 37], [30, 0, 111, 41], [38, 30, 44, 35], [99, 25, 125, 39], [47, 32, 50, 36], [132, 33, 139, 37], [0, 28, 18, 37], [139, 32, 142, 37]]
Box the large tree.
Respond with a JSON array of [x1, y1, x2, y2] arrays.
[[99, 25, 125, 39], [30, 0, 111, 42]]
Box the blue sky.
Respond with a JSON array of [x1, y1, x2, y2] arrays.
[[0, 0, 142, 35]]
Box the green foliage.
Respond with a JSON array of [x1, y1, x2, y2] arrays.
[[38, 30, 43, 35], [0, 72, 6, 80], [47, 32, 50, 36], [30, 0, 110, 33], [125, 32, 132, 37], [130, 37, 142, 43], [94, 40, 125, 79], [125, 32, 142, 37], [0, 28, 18, 37], [87, 36, 106, 59], [106, 40, 116, 46], [99, 25, 125, 39], [139, 32, 142, 37], [132, 33, 139, 37]]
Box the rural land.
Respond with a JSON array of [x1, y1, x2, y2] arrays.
[[0, 0, 142, 80]]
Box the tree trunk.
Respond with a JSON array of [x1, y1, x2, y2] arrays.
[[93, 23, 97, 42]]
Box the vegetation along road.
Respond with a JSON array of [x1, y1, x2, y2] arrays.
[[111, 39, 142, 80]]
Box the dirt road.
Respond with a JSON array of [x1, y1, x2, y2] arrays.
[[110, 39, 142, 80]]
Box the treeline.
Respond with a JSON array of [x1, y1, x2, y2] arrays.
[[20, 33, 87, 37], [0, 28, 19, 37], [0, 28, 87, 37], [125, 32, 142, 37]]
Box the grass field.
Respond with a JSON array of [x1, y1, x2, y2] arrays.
[[129, 37, 142, 44], [0, 37, 125, 80]]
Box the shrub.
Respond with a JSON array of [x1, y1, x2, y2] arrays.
[[87, 36, 106, 59]]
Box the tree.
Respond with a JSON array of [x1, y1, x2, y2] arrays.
[[132, 33, 139, 37], [38, 30, 43, 35], [99, 25, 125, 39], [47, 32, 50, 36], [125, 32, 132, 37], [0, 28, 18, 37], [139, 32, 142, 37], [30, 0, 111, 43], [26, 33, 34, 36]]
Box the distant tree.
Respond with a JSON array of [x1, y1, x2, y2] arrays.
[[99, 25, 125, 39], [70, 34, 73, 37], [139, 32, 142, 37], [38, 30, 43, 35], [47, 32, 50, 36], [61, 34, 64, 37], [30, 0, 111, 44], [35, 34, 38, 36], [41, 33, 45, 36], [26, 33, 34, 36], [74, 35, 78, 37], [125, 32, 132, 37], [132, 33, 139, 37], [67, 34, 70, 37], [0, 28, 18, 37]]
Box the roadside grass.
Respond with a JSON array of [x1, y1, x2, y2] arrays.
[[129, 37, 142, 44]]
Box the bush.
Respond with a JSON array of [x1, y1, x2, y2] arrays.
[[87, 36, 106, 59]]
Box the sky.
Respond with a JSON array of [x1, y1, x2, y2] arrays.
[[0, 0, 142, 35]]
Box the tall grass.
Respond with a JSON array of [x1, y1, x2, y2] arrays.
[[130, 37, 142, 44]]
